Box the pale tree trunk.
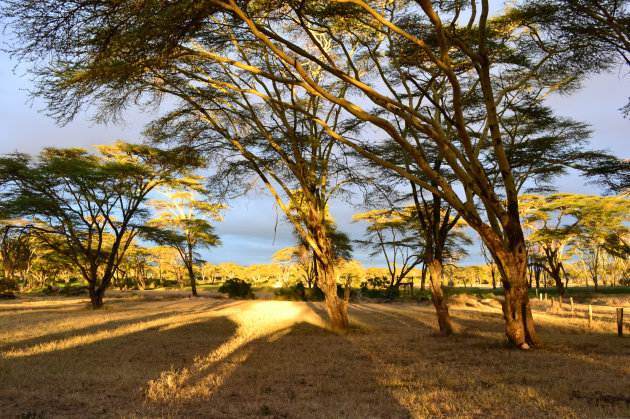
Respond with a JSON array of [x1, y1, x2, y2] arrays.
[[187, 263, 198, 297], [318, 261, 348, 330], [496, 250, 537, 348], [427, 257, 453, 335], [314, 228, 348, 330]]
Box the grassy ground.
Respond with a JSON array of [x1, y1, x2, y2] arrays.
[[0, 293, 629, 418]]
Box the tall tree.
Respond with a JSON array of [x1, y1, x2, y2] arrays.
[[353, 208, 426, 288], [0, 142, 201, 307], [148, 181, 224, 296], [522, 193, 630, 291], [568, 193, 630, 290], [5, 0, 625, 344], [520, 194, 581, 295], [0, 219, 33, 283]]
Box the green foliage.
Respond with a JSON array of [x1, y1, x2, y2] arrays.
[[360, 276, 388, 290], [0, 277, 18, 297], [0, 142, 204, 307], [218, 278, 254, 299], [274, 282, 306, 301], [273, 282, 327, 301], [273, 282, 351, 301], [359, 280, 400, 300]]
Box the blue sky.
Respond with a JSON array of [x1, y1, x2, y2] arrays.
[[1, 37, 628, 269]]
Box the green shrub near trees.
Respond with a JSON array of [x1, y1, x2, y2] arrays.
[[218, 279, 255, 299]]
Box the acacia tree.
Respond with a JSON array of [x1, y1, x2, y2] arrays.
[[520, 194, 582, 295], [5, 0, 626, 344], [148, 182, 224, 296], [0, 220, 33, 283], [289, 200, 353, 290], [145, 61, 357, 328], [522, 193, 630, 291], [0, 142, 201, 307], [567, 194, 630, 290], [353, 208, 425, 288]]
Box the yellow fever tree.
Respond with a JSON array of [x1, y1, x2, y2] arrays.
[[5, 0, 626, 344]]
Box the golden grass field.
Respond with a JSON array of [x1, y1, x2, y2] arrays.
[[0, 292, 629, 418]]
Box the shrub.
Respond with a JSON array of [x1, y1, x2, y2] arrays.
[[274, 282, 307, 301], [273, 283, 352, 301], [359, 283, 399, 300], [218, 278, 255, 299], [0, 277, 18, 298], [306, 286, 326, 301], [361, 276, 388, 290], [475, 291, 497, 300]]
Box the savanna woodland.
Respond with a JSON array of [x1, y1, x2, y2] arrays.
[[1, 0, 630, 417]]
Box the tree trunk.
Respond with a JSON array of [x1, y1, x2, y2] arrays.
[[497, 252, 537, 348], [88, 283, 104, 309], [187, 263, 198, 297], [550, 267, 565, 296], [318, 262, 348, 330], [427, 258, 453, 335], [421, 264, 427, 291]]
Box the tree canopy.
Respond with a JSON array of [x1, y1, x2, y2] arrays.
[[0, 141, 203, 307], [3, 0, 630, 345]]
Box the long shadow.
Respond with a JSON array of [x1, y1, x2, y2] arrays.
[[145, 321, 410, 418], [0, 299, 239, 353], [1, 310, 183, 352], [0, 315, 239, 418], [350, 304, 630, 417], [0, 300, 87, 313], [351, 303, 428, 329]]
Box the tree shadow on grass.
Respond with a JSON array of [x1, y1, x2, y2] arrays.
[[0, 314, 238, 418], [0, 299, 240, 353], [0, 310, 183, 352], [347, 304, 630, 418], [143, 320, 410, 418]]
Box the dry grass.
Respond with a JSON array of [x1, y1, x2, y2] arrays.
[[0, 293, 629, 418]]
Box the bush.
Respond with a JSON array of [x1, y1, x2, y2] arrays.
[[0, 277, 18, 298], [361, 276, 388, 290], [475, 291, 497, 300], [218, 278, 255, 299], [359, 283, 399, 300], [274, 282, 306, 301], [273, 282, 352, 301]]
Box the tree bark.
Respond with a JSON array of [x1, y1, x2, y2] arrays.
[[427, 258, 453, 335], [187, 263, 198, 296], [88, 283, 104, 308], [420, 264, 427, 291], [550, 269, 565, 296], [497, 251, 537, 348], [318, 259, 348, 330]]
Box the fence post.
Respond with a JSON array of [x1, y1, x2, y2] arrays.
[[570, 297, 574, 316], [535, 288, 538, 298], [539, 293, 543, 301], [558, 297, 563, 308], [588, 304, 593, 328], [618, 308, 624, 337]]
